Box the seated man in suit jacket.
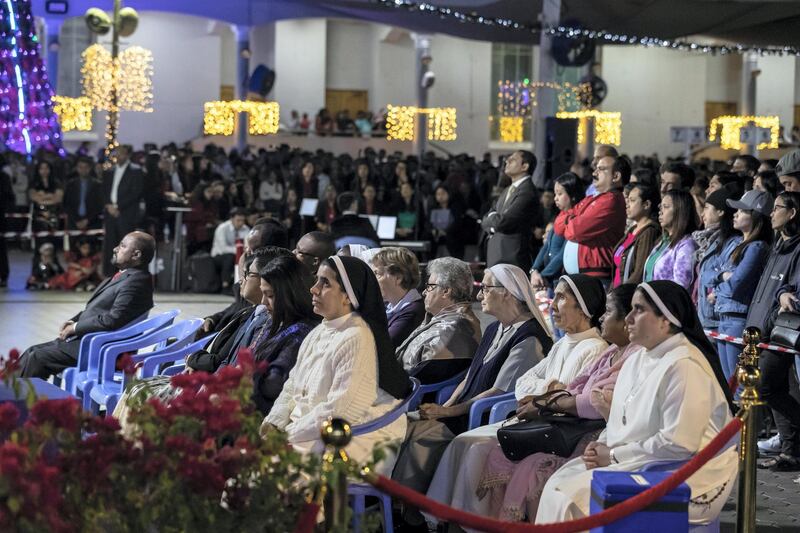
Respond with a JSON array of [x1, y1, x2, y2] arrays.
[[329, 192, 380, 246], [19, 231, 156, 379]]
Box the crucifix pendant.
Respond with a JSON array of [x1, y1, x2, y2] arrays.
[[622, 413, 627, 425]]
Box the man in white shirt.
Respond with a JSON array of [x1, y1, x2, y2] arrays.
[[102, 145, 144, 276], [211, 208, 250, 289]]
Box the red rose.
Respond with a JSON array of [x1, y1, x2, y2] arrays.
[[0, 402, 20, 433]]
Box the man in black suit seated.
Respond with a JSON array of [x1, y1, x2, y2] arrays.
[[19, 231, 156, 379], [102, 145, 144, 276], [329, 192, 380, 245], [63, 156, 104, 230]]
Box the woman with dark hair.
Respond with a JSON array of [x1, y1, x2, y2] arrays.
[[314, 183, 338, 232], [28, 160, 64, 233], [695, 189, 737, 329], [429, 184, 467, 260], [530, 173, 585, 290], [477, 284, 640, 523], [629, 168, 658, 188], [643, 189, 698, 287], [747, 191, 800, 467], [537, 281, 737, 527], [425, 274, 608, 523], [262, 255, 411, 470], [252, 255, 319, 415], [184, 182, 220, 255], [612, 183, 661, 287], [706, 171, 744, 197], [391, 182, 424, 239], [754, 170, 780, 197], [703, 191, 773, 380]]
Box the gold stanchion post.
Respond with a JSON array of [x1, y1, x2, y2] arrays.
[[321, 418, 352, 531], [735, 327, 764, 533]]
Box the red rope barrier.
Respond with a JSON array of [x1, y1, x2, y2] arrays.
[[367, 416, 743, 533], [728, 373, 738, 394], [292, 501, 320, 533]]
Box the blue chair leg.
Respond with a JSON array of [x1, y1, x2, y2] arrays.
[[379, 492, 393, 532]]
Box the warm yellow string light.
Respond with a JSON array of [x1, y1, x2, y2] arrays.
[[81, 44, 153, 112], [386, 105, 457, 141], [708, 115, 780, 150], [52, 96, 93, 132], [499, 116, 524, 143], [556, 110, 622, 146], [203, 101, 281, 136]]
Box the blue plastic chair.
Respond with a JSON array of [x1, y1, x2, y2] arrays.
[[87, 318, 203, 414], [335, 236, 379, 250], [71, 311, 179, 404], [347, 378, 421, 533], [408, 370, 467, 411], [638, 461, 721, 533], [62, 311, 150, 393], [140, 334, 217, 378], [468, 391, 516, 429]]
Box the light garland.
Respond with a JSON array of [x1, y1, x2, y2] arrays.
[[708, 115, 780, 150], [385, 105, 457, 141], [52, 96, 93, 131], [203, 100, 280, 136], [81, 43, 153, 112], [556, 110, 622, 146], [371, 0, 800, 57], [499, 116, 525, 143], [497, 80, 588, 116]]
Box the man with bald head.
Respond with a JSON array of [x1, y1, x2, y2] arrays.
[[293, 231, 336, 279], [19, 231, 156, 379]]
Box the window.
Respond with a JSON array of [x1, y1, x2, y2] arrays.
[[490, 43, 534, 142]]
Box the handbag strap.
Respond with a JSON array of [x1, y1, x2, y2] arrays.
[[535, 390, 573, 416]]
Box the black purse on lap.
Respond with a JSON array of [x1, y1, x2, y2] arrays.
[[497, 390, 606, 461]]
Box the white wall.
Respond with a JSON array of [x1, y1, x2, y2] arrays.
[[602, 46, 707, 158], [250, 22, 276, 97], [756, 55, 796, 129], [705, 54, 741, 104], [326, 20, 373, 93], [97, 12, 221, 147], [273, 19, 327, 123]]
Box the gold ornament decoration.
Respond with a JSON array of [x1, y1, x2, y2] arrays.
[[117, 6, 139, 37], [84, 7, 111, 35], [52, 96, 93, 132], [708, 115, 780, 150], [556, 109, 622, 146], [499, 116, 525, 143], [203, 101, 281, 136], [81, 44, 153, 112], [385, 105, 457, 142]]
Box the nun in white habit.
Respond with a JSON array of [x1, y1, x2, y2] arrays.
[[536, 280, 738, 526], [424, 274, 609, 523]]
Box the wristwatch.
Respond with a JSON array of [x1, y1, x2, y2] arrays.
[[609, 448, 619, 464]]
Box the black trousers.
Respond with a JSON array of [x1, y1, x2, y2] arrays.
[[19, 337, 81, 379], [759, 349, 800, 455], [0, 234, 8, 281], [213, 253, 235, 286]]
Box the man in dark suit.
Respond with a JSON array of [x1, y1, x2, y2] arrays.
[[481, 150, 539, 269], [19, 231, 156, 379], [0, 162, 13, 288], [102, 145, 144, 276], [330, 192, 379, 245], [63, 156, 105, 230]]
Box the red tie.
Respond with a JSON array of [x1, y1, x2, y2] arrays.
[[112, 272, 122, 281]]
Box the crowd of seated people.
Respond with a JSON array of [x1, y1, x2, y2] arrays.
[[10, 139, 800, 529]]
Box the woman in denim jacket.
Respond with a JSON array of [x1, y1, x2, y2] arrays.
[[708, 192, 773, 380], [696, 189, 738, 332]]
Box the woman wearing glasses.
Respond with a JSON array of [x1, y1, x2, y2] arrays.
[[394, 257, 482, 373], [392, 264, 553, 526], [746, 191, 800, 470]]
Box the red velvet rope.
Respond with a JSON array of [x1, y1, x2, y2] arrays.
[[728, 373, 739, 394], [367, 416, 743, 533], [292, 502, 320, 533]]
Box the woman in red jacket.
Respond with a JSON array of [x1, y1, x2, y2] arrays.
[[559, 155, 629, 285]]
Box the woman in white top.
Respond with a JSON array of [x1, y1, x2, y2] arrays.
[[536, 280, 738, 526], [262, 255, 412, 471], [423, 274, 609, 524]]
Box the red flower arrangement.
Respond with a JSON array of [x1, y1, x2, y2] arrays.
[[0, 348, 324, 533]]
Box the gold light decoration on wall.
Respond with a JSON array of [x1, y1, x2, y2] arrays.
[[386, 105, 457, 141], [81, 44, 153, 112], [52, 96, 93, 132], [499, 116, 524, 143], [708, 115, 780, 150], [556, 110, 622, 146], [203, 101, 280, 136]]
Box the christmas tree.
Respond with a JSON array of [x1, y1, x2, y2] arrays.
[[0, 0, 64, 155]]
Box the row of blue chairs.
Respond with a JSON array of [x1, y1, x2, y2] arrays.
[[59, 310, 213, 414]]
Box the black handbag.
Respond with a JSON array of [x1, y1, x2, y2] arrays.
[[497, 391, 605, 461], [770, 312, 800, 351]]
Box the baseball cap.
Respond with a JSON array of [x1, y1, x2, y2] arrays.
[[776, 149, 800, 177], [727, 189, 774, 216], [704, 189, 734, 212]]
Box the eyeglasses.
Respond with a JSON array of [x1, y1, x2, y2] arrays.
[[478, 283, 505, 293], [424, 283, 439, 291], [244, 271, 260, 279], [773, 204, 789, 212]]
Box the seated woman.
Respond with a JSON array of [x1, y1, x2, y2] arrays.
[[536, 281, 737, 526], [476, 283, 640, 523], [395, 257, 481, 374], [262, 256, 412, 471], [252, 254, 319, 415], [48, 238, 103, 291], [392, 264, 553, 501], [369, 247, 425, 348], [423, 274, 608, 525], [27, 242, 64, 290]]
